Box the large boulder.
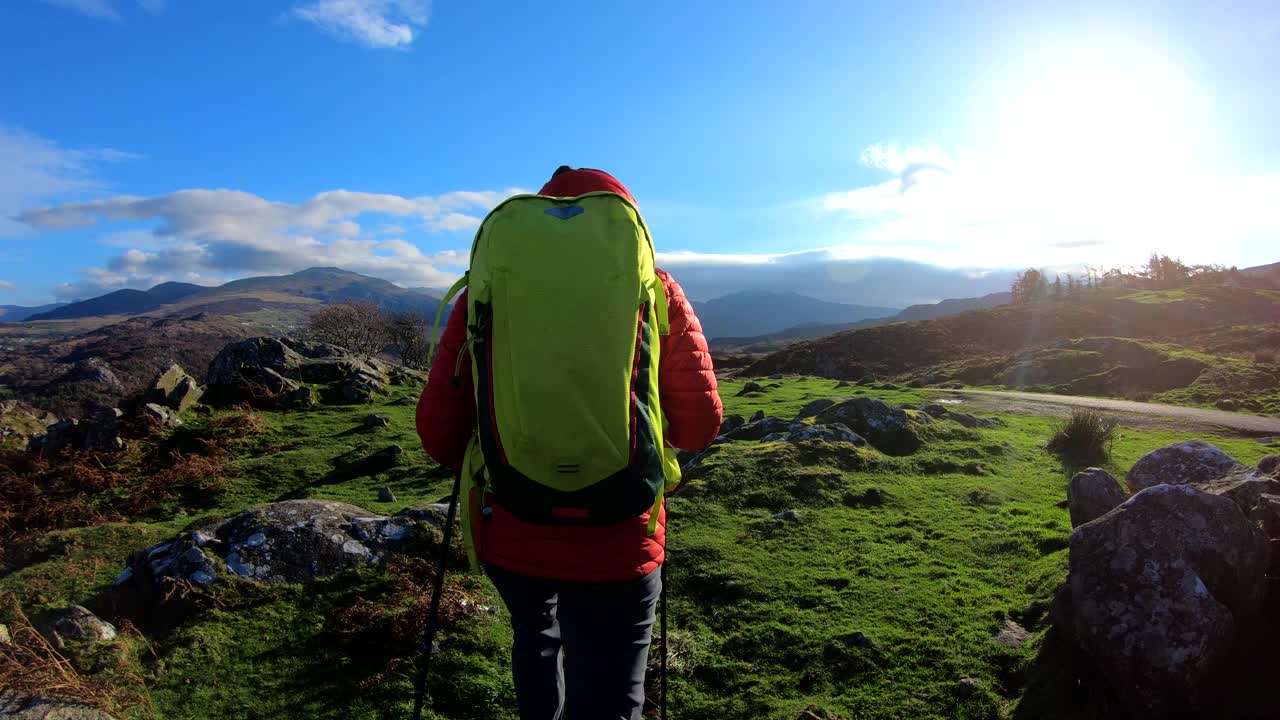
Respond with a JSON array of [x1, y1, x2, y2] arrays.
[[1124, 439, 1244, 493], [1194, 469, 1280, 515], [28, 419, 79, 454], [146, 363, 204, 411], [1258, 455, 1280, 476], [1055, 484, 1268, 715], [1066, 467, 1127, 527], [718, 415, 746, 436], [115, 499, 448, 590], [282, 338, 347, 360], [814, 397, 923, 455], [762, 423, 866, 445], [0, 693, 117, 720]]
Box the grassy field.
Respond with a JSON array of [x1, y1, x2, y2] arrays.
[[3, 377, 1276, 719]]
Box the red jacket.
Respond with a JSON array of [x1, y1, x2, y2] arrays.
[[416, 171, 722, 582]]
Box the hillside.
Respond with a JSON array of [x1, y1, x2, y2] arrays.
[[4, 366, 1279, 719], [713, 292, 1012, 352], [745, 284, 1280, 415], [693, 290, 897, 339]]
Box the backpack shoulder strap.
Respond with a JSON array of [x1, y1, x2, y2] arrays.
[[427, 272, 470, 366]]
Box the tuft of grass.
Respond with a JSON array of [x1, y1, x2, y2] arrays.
[[1044, 409, 1116, 467]]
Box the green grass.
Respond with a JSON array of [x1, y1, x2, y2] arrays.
[[1119, 288, 1190, 304], [4, 376, 1277, 719]]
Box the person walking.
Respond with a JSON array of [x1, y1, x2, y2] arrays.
[[416, 166, 722, 720]]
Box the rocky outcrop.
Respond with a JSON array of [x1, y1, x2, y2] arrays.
[[114, 499, 448, 592], [206, 338, 305, 387], [1124, 439, 1243, 493], [794, 398, 841, 422], [814, 398, 923, 455], [1055, 484, 1268, 715], [719, 415, 745, 436], [1066, 467, 1127, 527], [62, 358, 124, 391]]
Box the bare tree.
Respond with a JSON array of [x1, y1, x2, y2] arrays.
[[307, 302, 387, 358], [384, 311, 432, 369]]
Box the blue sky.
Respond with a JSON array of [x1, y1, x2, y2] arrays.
[[1, 0, 1278, 305]]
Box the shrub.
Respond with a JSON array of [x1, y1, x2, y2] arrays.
[[1046, 408, 1117, 465], [306, 302, 387, 358]]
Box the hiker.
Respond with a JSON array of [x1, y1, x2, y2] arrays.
[[416, 167, 722, 720]]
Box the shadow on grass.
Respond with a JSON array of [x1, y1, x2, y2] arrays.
[[1010, 628, 1126, 720]]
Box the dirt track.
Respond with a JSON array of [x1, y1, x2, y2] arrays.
[[934, 389, 1280, 437]]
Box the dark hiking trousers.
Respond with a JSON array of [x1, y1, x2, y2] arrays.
[[483, 562, 662, 720]]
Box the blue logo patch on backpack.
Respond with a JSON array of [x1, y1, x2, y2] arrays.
[[544, 205, 585, 220]]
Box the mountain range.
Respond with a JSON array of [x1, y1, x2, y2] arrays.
[[691, 290, 898, 339], [711, 291, 1013, 351], [0, 303, 67, 322], [12, 268, 445, 330]]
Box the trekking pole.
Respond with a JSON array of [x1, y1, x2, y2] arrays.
[[660, 557, 669, 720], [411, 471, 463, 720]]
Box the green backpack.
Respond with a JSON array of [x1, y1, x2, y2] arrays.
[[430, 192, 681, 552]]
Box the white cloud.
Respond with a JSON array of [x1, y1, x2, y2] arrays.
[[816, 143, 1280, 271], [0, 280, 14, 290], [18, 186, 508, 300], [293, 0, 431, 49], [0, 126, 138, 237]]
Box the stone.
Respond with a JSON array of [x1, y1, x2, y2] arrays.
[[276, 386, 316, 410], [388, 366, 428, 386], [876, 383, 900, 391], [206, 337, 305, 386], [920, 403, 950, 418], [339, 377, 383, 404], [1054, 484, 1268, 715], [1066, 467, 1127, 527], [762, 423, 867, 446], [0, 693, 117, 720], [1247, 494, 1280, 538], [282, 338, 347, 359], [735, 382, 766, 396], [769, 373, 784, 380], [992, 618, 1031, 648], [834, 381, 850, 389], [772, 509, 801, 522], [956, 677, 980, 697], [749, 410, 765, 423], [168, 376, 204, 411], [256, 367, 300, 396], [1259, 455, 1280, 476], [945, 412, 1003, 429], [1195, 469, 1280, 515], [377, 486, 396, 503], [1125, 439, 1243, 493], [81, 405, 124, 452], [793, 398, 840, 422], [718, 415, 746, 436], [140, 403, 182, 429], [0, 623, 9, 644], [359, 445, 404, 474], [722, 416, 791, 441], [41, 606, 117, 648], [364, 414, 392, 429], [814, 397, 923, 455], [115, 499, 444, 592]]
